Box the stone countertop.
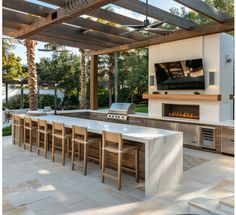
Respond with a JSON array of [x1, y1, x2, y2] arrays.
[[32, 115, 181, 144], [56, 109, 234, 128]]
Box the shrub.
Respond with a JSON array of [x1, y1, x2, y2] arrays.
[[6, 94, 61, 110], [3, 126, 11, 136], [117, 88, 131, 102], [62, 94, 79, 109], [98, 88, 109, 107], [39, 94, 61, 109]]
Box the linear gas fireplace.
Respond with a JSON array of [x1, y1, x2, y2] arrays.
[[163, 104, 199, 120]]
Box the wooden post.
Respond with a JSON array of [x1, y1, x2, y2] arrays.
[[20, 83, 24, 109], [114, 53, 118, 103], [90, 55, 98, 110], [5, 83, 8, 107], [54, 84, 57, 115]]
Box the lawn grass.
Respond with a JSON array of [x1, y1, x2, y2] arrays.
[[3, 126, 11, 136], [135, 103, 148, 113]]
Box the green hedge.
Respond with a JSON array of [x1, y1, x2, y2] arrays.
[[4, 94, 61, 110], [3, 126, 11, 136]]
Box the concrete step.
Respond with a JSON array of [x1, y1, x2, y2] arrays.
[[218, 195, 234, 214], [188, 197, 219, 215], [213, 208, 233, 215]]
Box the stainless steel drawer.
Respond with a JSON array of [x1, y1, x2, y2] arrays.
[[178, 123, 199, 146], [221, 127, 234, 155]]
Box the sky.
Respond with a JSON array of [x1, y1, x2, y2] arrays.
[[9, 0, 182, 65]]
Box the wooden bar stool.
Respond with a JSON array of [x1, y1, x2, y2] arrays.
[[52, 122, 71, 166], [37, 119, 52, 158], [101, 131, 140, 190], [71, 125, 102, 175], [23, 117, 37, 152], [12, 115, 23, 147]]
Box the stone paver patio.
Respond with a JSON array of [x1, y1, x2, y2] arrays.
[[3, 136, 234, 215]]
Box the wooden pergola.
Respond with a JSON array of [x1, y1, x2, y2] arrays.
[[3, 0, 234, 110]]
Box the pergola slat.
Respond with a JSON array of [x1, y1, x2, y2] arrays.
[[3, 8, 124, 47], [88, 18, 234, 55], [3, 8, 37, 25], [82, 31, 134, 45], [3, 0, 146, 42], [114, 0, 197, 30], [3, 16, 116, 49], [2, 0, 234, 55], [42, 24, 117, 48], [3, 0, 51, 17], [87, 8, 143, 26], [40, 0, 143, 25], [175, 0, 231, 23], [3, 26, 104, 51], [30, 34, 104, 51], [15, 0, 118, 38], [40, 0, 64, 7], [3, 27, 105, 51], [67, 17, 145, 41]]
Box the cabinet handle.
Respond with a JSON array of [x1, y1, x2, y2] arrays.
[[192, 141, 197, 143], [230, 139, 234, 142]]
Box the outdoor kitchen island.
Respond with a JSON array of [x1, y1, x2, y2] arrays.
[[31, 114, 183, 197]]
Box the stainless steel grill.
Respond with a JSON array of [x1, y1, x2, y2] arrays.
[[107, 103, 135, 120]]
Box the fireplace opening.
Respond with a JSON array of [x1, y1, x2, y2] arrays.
[[163, 104, 199, 120]]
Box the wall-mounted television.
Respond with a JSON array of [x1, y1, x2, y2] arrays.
[[155, 58, 205, 90]]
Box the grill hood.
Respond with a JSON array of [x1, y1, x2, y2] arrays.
[[108, 103, 135, 114], [107, 103, 135, 120]]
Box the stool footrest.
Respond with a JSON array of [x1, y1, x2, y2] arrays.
[[102, 172, 118, 181], [122, 166, 136, 173], [87, 155, 99, 162]]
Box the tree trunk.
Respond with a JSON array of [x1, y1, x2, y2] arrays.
[[80, 49, 86, 109], [108, 54, 115, 106], [25, 40, 38, 110]]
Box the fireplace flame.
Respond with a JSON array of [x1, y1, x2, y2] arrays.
[[168, 112, 199, 119]]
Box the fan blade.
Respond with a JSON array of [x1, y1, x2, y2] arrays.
[[145, 28, 174, 35], [119, 29, 139, 36], [54, 50, 69, 52], [38, 49, 53, 51], [148, 20, 167, 28], [123, 25, 145, 29], [78, 28, 88, 34]]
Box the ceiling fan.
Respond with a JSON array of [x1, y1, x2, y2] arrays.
[[38, 43, 69, 52], [121, 0, 173, 35]]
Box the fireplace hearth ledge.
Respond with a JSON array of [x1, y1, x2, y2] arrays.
[[56, 109, 234, 127]]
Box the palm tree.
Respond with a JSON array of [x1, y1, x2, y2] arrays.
[[2, 38, 22, 63], [25, 39, 38, 110], [108, 54, 114, 106], [80, 49, 86, 109]]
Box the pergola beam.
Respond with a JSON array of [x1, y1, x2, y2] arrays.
[[90, 55, 98, 110], [175, 0, 231, 23], [88, 18, 234, 55], [15, 0, 118, 39], [114, 0, 197, 30]]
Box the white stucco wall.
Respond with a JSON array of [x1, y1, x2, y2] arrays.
[[148, 33, 234, 122]]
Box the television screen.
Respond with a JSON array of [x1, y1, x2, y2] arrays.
[[155, 59, 205, 90]]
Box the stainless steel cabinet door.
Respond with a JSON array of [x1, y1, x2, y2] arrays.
[[221, 127, 234, 155], [178, 123, 199, 146]]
